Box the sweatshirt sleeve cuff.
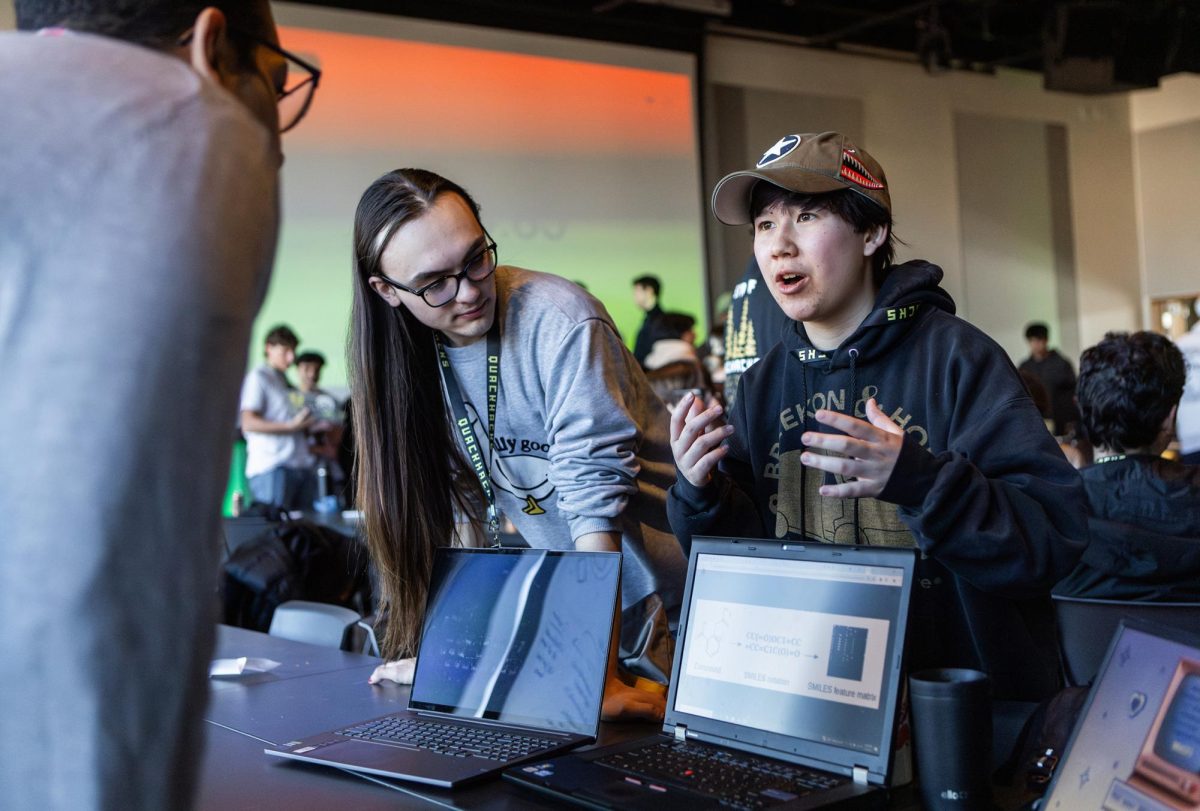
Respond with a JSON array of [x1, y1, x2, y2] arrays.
[[672, 469, 722, 513], [877, 434, 943, 509], [567, 515, 622, 541]]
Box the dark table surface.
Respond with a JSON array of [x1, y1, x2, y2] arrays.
[[199, 625, 657, 810], [201, 626, 1032, 810]]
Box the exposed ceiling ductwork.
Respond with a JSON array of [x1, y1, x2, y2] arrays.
[[300, 0, 1200, 93]]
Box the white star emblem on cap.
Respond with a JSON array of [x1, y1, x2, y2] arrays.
[[757, 134, 800, 167]]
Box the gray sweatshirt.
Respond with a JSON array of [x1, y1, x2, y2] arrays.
[[441, 267, 687, 625], [0, 29, 279, 810]]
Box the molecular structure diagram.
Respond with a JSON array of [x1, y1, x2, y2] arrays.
[[696, 608, 731, 657]]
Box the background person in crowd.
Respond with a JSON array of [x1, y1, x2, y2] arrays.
[[0, 1, 294, 808], [348, 169, 686, 720], [240, 324, 317, 510], [699, 290, 731, 396], [1020, 368, 1091, 469], [644, 313, 714, 410], [643, 312, 700, 370], [1055, 331, 1200, 601], [295, 350, 345, 501], [631, 273, 670, 367], [668, 131, 1086, 700], [296, 350, 327, 395], [722, 257, 790, 409], [1175, 305, 1200, 466], [1020, 321, 1081, 438], [296, 350, 343, 433]]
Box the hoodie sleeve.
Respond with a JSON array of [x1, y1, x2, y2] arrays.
[[667, 388, 765, 555], [878, 390, 1087, 598]]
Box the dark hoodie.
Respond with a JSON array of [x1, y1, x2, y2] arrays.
[[669, 261, 1088, 700], [1054, 456, 1200, 601]]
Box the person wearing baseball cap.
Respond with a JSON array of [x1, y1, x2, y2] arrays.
[[667, 131, 1087, 701]]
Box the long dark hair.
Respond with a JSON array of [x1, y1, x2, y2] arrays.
[[349, 169, 485, 659]]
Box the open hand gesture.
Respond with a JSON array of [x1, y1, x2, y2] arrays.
[[669, 391, 734, 488], [800, 398, 904, 499]]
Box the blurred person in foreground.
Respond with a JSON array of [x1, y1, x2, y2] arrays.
[[0, 1, 317, 807]]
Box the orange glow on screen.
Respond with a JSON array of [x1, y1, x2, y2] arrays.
[[279, 26, 694, 155]]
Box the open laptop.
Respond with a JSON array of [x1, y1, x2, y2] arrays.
[[506, 537, 915, 810], [1042, 619, 1200, 810], [266, 546, 621, 787]]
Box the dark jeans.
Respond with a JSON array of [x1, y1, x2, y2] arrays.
[[248, 466, 317, 511]]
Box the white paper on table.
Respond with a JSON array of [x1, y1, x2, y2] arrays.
[[208, 656, 281, 677]]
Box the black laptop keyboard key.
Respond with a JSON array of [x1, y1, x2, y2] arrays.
[[337, 717, 558, 761], [597, 740, 846, 806]]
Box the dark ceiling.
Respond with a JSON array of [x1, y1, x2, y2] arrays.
[[300, 0, 1200, 93]]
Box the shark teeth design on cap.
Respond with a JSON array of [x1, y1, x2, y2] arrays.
[[840, 149, 884, 190]]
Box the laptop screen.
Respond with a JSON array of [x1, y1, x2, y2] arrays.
[[672, 549, 908, 758], [1044, 622, 1200, 810], [409, 548, 620, 737]]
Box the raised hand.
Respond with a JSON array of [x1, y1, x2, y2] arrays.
[[800, 398, 904, 499], [669, 391, 734, 487]]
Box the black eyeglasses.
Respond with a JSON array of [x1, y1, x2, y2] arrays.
[[177, 28, 321, 134], [379, 240, 499, 308], [248, 36, 321, 133]]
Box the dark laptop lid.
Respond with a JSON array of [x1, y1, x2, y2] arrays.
[[1043, 619, 1200, 810], [663, 538, 915, 785], [408, 547, 620, 738]]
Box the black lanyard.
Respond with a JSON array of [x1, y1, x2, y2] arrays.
[[436, 320, 502, 546]]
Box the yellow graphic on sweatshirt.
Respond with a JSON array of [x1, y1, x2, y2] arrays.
[[726, 297, 758, 361], [764, 387, 930, 547], [460, 403, 555, 513], [767, 448, 914, 546]]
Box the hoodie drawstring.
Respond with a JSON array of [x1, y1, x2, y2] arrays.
[[799, 361, 808, 539], [786, 345, 868, 546], [847, 348, 864, 546]]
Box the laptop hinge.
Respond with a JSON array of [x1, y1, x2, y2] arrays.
[[673, 724, 688, 742], [852, 765, 869, 786]]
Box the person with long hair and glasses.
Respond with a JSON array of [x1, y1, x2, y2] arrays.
[[348, 169, 686, 720]]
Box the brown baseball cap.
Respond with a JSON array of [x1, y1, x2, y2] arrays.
[[711, 131, 890, 225]]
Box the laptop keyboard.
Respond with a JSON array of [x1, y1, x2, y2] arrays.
[[337, 716, 558, 762], [597, 740, 847, 809]]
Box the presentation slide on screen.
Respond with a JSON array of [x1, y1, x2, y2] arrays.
[[683, 598, 890, 710]]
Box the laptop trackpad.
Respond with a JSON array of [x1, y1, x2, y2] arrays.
[[578, 780, 720, 810], [309, 739, 422, 769]]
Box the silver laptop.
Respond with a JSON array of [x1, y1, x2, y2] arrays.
[[266, 546, 620, 787], [1043, 619, 1200, 810], [506, 537, 915, 809]]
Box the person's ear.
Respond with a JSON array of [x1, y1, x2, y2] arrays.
[[186, 7, 233, 85], [1161, 404, 1179, 443], [368, 277, 403, 308], [862, 224, 888, 257]]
